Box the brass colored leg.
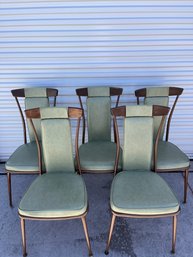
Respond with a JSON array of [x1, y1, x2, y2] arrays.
[[21, 218, 27, 257], [7, 173, 12, 207], [171, 215, 177, 254], [184, 169, 189, 204], [105, 213, 116, 255], [81, 216, 93, 256]]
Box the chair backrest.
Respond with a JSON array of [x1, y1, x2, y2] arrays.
[[135, 87, 183, 141], [76, 86, 123, 143], [12, 88, 58, 143], [112, 105, 170, 172], [25, 107, 82, 173]]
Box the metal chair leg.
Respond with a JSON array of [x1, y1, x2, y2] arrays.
[[81, 216, 93, 256], [105, 213, 116, 255], [7, 173, 13, 207], [21, 218, 27, 257], [171, 215, 177, 254], [184, 169, 189, 203]]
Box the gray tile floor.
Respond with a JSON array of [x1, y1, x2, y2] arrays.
[[0, 163, 193, 257]]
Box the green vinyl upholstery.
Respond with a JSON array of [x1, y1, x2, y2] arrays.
[[18, 172, 87, 218], [87, 87, 111, 142], [144, 87, 169, 140], [19, 107, 87, 218], [40, 108, 75, 173], [123, 106, 153, 171], [25, 88, 49, 142], [111, 171, 179, 215], [79, 141, 122, 172], [79, 86, 121, 172], [5, 142, 39, 172], [157, 141, 189, 170], [111, 105, 179, 216]]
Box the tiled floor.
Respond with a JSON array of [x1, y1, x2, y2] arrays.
[[0, 164, 193, 257]]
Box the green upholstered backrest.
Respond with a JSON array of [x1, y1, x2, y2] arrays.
[[144, 87, 169, 139], [87, 87, 111, 142], [40, 107, 75, 173], [24, 88, 49, 142], [123, 106, 154, 171]]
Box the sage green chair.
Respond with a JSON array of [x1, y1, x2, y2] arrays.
[[5, 88, 58, 206], [135, 87, 190, 203], [105, 105, 180, 255], [18, 107, 93, 257], [76, 86, 123, 173]]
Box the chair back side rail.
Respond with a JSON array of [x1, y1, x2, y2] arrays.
[[135, 87, 183, 141], [11, 88, 58, 144]]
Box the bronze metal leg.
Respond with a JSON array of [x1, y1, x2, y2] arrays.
[[81, 216, 93, 256], [105, 213, 116, 255], [184, 169, 189, 203], [7, 173, 12, 207], [171, 215, 177, 254], [21, 218, 27, 257]]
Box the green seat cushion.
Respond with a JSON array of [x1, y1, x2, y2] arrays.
[[5, 142, 39, 172], [18, 172, 87, 218], [79, 141, 122, 172], [157, 141, 190, 170], [111, 171, 179, 215]]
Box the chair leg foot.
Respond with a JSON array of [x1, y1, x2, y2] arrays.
[[7, 173, 13, 207], [81, 216, 93, 257], [105, 213, 116, 255], [172, 215, 177, 254], [183, 169, 189, 204], [21, 218, 27, 257]]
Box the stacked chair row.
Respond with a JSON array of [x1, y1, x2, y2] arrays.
[[5, 86, 190, 257]]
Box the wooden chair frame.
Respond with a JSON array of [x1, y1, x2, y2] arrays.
[[6, 88, 58, 207], [135, 87, 189, 203], [105, 105, 180, 255], [76, 87, 123, 144], [19, 107, 93, 257]]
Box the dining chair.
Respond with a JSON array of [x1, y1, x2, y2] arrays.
[[135, 87, 190, 203], [76, 86, 123, 173], [5, 87, 58, 206], [105, 105, 180, 255], [18, 107, 93, 257]]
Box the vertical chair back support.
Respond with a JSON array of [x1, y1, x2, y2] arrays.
[[87, 87, 111, 141], [112, 105, 170, 173], [76, 86, 123, 143], [123, 106, 154, 171], [11, 88, 58, 143], [135, 87, 183, 141], [25, 107, 82, 174]]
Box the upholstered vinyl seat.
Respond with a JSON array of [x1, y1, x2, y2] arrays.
[[111, 171, 179, 216], [135, 87, 190, 203], [105, 105, 180, 255], [157, 141, 190, 170], [19, 172, 87, 218], [79, 141, 122, 172], [5, 142, 39, 172]]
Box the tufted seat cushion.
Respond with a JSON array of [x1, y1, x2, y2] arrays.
[[18, 172, 87, 218], [111, 171, 179, 216]]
